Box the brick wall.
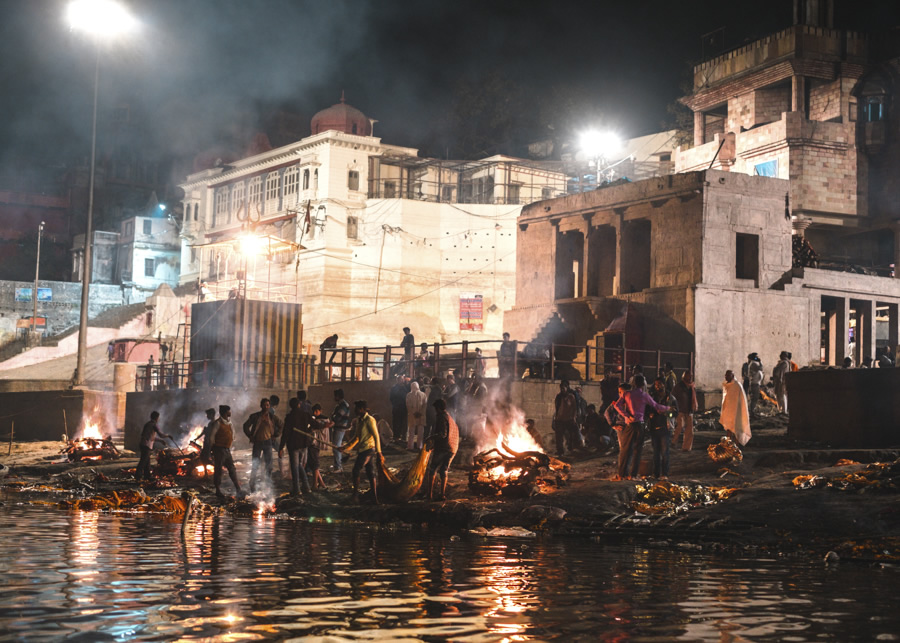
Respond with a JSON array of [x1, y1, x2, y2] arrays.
[[754, 86, 790, 125], [808, 78, 842, 121]]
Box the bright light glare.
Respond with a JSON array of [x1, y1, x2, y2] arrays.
[[239, 235, 266, 257], [579, 129, 621, 160], [67, 0, 137, 38]]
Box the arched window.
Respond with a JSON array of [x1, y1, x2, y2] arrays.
[[193, 203, 198, 221], [313, 169, 318, 191], [858, 73, 890, 123], [303, 169, 310, 190]]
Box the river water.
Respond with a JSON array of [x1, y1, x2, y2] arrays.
[[1, 503, 898, 642]]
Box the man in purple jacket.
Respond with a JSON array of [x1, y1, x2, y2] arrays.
[[612, 374, 671, 480]]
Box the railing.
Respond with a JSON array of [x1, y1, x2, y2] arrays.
[[137, 356, 317, 392], [319, 340, 694, 384]]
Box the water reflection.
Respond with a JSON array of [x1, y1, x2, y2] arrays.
[[0, 504, 898, 641]]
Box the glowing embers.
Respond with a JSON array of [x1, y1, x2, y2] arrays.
[[61, 417, 119, 462], [470, 421, 569, 498], [156, 425, 211, 478]]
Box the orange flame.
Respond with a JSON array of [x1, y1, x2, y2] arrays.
[[495, 419, 542, 455]]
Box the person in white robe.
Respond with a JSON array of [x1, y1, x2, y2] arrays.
[[720, 370, 752, 446]]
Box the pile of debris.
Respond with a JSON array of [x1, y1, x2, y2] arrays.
[[793, 458, 900, 493], [155, 427, 212, 479], [58, 489, 199, 513], [469, 447, 570, 498], [708, 436, 743, 464], [61, 436, 119, 462], [631, 480, 738, 516]]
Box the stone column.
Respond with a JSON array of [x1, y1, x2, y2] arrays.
[[893, 226, 900, 278], [860, 300, 876, 366], [827, 297, 849, 365], [613, 211, 624, 295], [694, 111, 705, 147], [791, 75, 806, 114], [888, 303, 900, 354], [582, 225, 592, 298]]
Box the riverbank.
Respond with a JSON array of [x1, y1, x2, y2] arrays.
[[3, 416, 899, 562]]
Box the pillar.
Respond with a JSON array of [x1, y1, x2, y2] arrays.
[[893, 226, 900, 278], [613, 212, 624, 295], [694, 111, 705, 147], [791, 75, 806, 114], [827, 297, 849, 365], [888, 303, 900, 358], [859, 300, 876, 366]]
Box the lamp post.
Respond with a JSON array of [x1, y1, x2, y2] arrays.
[[67, 0, 136, 387], [579, 129, 622, 187], [32, 221, 45, 342]]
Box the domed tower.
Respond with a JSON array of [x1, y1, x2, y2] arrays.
[[310, 92, 373, 136]]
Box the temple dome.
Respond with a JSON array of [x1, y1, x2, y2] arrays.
[[310, 93, 372, 136]]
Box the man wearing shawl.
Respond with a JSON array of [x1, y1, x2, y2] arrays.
[[720, 370, 752, 446]]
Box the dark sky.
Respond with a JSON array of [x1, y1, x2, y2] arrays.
[[2, 0, 899, 171]]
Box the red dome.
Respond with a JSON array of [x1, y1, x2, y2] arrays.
[[310, 94, 372, 136]]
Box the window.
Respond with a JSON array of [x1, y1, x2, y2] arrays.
[[248, 176, 262, 208], [441, 185, 454, 202], [142, 219, 152, 235], [313, 169, 318, 191], [542, 187, 552, 200], [214, 189, 228, 226], [352, 123, 358, 134], [266, 172, 281, 202], [864, 96, 886, 122], [125, 221, 132, 236], [193, 204, 198, 222], [284, 167, 299, 197], [231, 182, 244, 222], [144, 258, 155, 277], [384, 181, 396, 198], [190, 248, 197, 264], [736, 233, 760, 285], [302, 169, 310, 190], [347, 215, 358, 240], [508, 184, 521, 205], [348, 170, 360, 191]]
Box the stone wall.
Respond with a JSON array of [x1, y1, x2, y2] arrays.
[[0, 279, 126, 346]]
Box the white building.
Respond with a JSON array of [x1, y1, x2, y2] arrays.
[[179, 98, 567, 347], [115, 214, 181, 302]]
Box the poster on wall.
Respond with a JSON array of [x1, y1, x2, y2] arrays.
[[37, 288, 52, 302], [14, 288, 52, 302], [459, 293, 483, 331], [15, 288, 31, 302]]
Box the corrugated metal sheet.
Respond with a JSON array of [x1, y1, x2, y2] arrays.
[[190, 299, 304, 386]]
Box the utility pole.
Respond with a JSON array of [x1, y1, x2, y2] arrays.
[[32, 221, 45, 343]]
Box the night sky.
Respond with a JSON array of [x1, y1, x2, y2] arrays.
[[1, 0, 899, 171]]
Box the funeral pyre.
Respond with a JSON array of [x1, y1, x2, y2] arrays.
[[61, 419, 119, 462], [155, 425, 213, 478], [469, 418, 570, 497]]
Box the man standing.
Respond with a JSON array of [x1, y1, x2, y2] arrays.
[[721, 370, 752, 446], [424, 399, 459, 501], [200, 407, 217, 473], [243, 398, 282, 493], [406, 381, 427, 450], [772, 351, 791, 415], [553, 380, 578, 457], [747, 354, 763, 416], [209, 405, 244, 499], [425, 377, 443, 441], [400, 327, 415, 374], [330, 388, 351, 473], [671, 371, 698, 451], [498, 332, 516, 381], [613, 375, 671, 480], [278, 398, 312, 496], [473, 347, 486, 378], [648, 377, 677, 479], [341, 400, 383, 504], [663, 362, 677, 394], [136, 411, 172, 481], [389, 376, 409, 444]]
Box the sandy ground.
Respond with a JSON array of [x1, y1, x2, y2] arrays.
[[2, 412, 899, 562]]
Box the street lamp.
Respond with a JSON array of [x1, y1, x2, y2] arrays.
[[579, 129, 622, 186], [67, 0, 136, 387], [32, 221, 45, 342]]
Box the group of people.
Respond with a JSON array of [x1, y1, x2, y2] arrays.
[[741, 350, 794, 416]]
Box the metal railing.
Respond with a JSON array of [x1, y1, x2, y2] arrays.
[[137, 355, 317, 392], [319, 340, 694, 383]]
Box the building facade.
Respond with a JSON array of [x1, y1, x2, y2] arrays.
[[179, 98, 567, 347]]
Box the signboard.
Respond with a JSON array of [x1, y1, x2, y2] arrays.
[[459, 293, 483, 331], [14, 288, 52, 302], [17, 317, 46, 328]]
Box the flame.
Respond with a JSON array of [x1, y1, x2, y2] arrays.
[[195, 464, 214, 475], [180, 424, 206, 449], [80, 419, 103, 441], [495, 419, 542, 456]]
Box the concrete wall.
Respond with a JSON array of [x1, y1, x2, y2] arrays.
[[0, 389, 122, 442], [0, 279, 127, 347], [788, 368, 900, 447]]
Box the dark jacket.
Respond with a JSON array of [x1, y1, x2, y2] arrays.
[[243, 410, 283, 443], [279, 408, 312, 452], [431, 409, 459, 454]]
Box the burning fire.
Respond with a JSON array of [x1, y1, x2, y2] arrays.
[[80, 419, 103, 441], [493, 419, 542, 455], [62, 414, 119, 462], [180, 425, 206, 450]]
